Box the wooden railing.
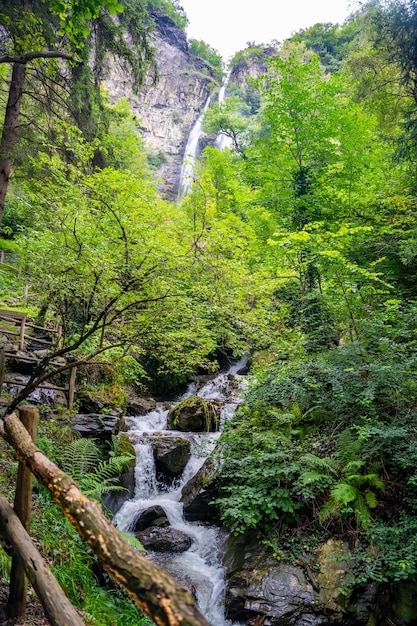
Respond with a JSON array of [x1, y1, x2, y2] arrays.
[[0, 409, 208, 626], [0, 310, 76, 409]]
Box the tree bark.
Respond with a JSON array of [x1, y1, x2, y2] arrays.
[[0, 496, 85, 626], [1, 411, 210, 626], [0, 63, 26, 224]]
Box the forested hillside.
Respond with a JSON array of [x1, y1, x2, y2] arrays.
[[1, 0, 417, 624]]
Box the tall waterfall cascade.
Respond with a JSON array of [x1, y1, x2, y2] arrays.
[[215, 72, 233, 151], [114, 360, 247, 626], [178, 96, 211, 199]]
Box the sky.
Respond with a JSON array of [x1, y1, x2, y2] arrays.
[[179, 0, 361, 60]]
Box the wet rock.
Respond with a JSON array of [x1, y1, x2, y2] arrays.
[[167, 395, 220, 432], [5, 373, 68, 407], [133, 506, 170, 532], [391, 580, 417, 625], [181, 456, 220, 522], [151, 435, 191, 479], [137, 526, 192, 552], [103, 466, 134, 514], [316, 539, 351, 614], [103, 433, 136, 514], [125, 395, 157, 416], [71, 413, 123, 440], [77, 390, 123, 415]]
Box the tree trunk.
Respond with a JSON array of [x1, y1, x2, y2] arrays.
[[0, 496, 85, 626], [1, 411, 210, 626], [0, 63, 26, 224]]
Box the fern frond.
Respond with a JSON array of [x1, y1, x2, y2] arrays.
[[300, 453, 338, 474], [365, 489, 378, 509], [117, 529, 146, 552], [319, 497, 343, 522], [299, 470, 333, 485], [61, 439, 100, 482], [343, 460, 365, 474], [330, 482, 358, 504]]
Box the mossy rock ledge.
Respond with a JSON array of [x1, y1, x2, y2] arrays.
[[167, 395, 220, 432]]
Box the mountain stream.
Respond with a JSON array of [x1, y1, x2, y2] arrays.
[[114, 360, 247, 626]]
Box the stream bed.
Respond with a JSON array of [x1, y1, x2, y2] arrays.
[[114, 360, 247, 626]]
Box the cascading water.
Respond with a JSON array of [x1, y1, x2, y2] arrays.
[[215, 72, 233, 151], [178, 96, 211, 199], [114, 360, 247, 626]]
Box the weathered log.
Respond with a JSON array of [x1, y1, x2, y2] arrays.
[[7, 406, 39, 618], [0, 496, 85, 626], [1, 411, 210, 626]]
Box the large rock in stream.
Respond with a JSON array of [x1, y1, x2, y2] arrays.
[[137, 526, 192, 553], [167, 395, 220, 432], [71, 413, 127, 440], [151, 435, 191, 477], [181, 456, 220, 522]]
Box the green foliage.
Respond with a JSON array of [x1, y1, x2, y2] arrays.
[[188, 39, 224, 82], [60, 438, 134, 501], [292, 19, 361, 71], [203, 97, 251, 156], [146, 0, 188, 29], [216, 403, 308, 533], [30, 493, 151, 624]]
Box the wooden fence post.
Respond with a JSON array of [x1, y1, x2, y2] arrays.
[[0, 497, 85, 626], [7, 406, 39, 620], [0, 347, 5, 392], [18, 314, 26, 351], [68, 366, 77, 410]]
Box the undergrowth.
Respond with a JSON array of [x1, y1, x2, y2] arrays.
[[0, 412, 153, 626]]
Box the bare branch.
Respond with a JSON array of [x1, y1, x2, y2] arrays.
[[0, 51, 80, 65]]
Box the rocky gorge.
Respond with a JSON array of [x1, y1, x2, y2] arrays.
[[105, 7, 217, 199], [104, 8, 278, 200]]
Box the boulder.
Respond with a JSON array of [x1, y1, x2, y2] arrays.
[[244, 564, 320, 625], [125, 395, 157, 416], [152, 435, 191, 479], [133, 506, 170, 533], [222, 533, 387, 625], [167, 395, 220, 432], [77, 391, 123, 416], [136, 526, 192, 553], [181, 456, 220, 522], [71, 413, 123, 440]]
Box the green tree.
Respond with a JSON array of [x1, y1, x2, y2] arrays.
[[0, 0, 155, 223], [203, 96, 251, 157], [370, 0, 417, 165], [188, 39, 223, 83]]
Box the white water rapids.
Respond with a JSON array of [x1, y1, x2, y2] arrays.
[[114, 360, 247, 626]]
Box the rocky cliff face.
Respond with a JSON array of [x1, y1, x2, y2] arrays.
[[105, 8, 218, 200]]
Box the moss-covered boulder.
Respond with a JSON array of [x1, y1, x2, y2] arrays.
[[167, 395, 220, 432]]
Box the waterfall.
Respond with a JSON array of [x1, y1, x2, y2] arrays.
[[178, 96, 211, 199], [114, 361, 247, 626], [215, 72, 233, 151]]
